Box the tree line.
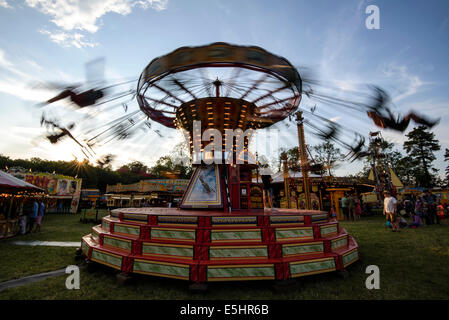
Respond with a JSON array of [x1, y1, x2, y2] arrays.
[[0, 145, 192, 193], [280, 125, 448, 188], [1, 126, 448, 191]]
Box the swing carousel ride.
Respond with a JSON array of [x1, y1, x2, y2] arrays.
[[37, 43, 439, 284]]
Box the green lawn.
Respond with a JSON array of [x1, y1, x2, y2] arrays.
[[1, 213, 448, 299], [0, 212, 107, 282]]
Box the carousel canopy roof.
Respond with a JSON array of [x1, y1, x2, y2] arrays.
[[0, 170, 45, 193]]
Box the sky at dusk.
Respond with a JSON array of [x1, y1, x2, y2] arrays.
[[0, 0, 448, 176]]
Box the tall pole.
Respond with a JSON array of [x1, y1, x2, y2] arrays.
[[213, 79, 221, 97], [281, 153, 290, 208], [296, 111, 311, 210]]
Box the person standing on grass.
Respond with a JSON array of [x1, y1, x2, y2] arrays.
[[422, 190, 436, 225], [27, 199, 38, 234], [354, 194, 362, 221], [341, 194, 349, 220], [20, 200, 30, 235], [404, 198, 413, 217], [383, 190, 399, 232], [415, 197, 423, 218], [347, 194, 355, 221], [436, 200, 445, 225], [34, 200, 45, 232]]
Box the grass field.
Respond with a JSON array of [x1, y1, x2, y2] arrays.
[[0, 213, 448, 300]]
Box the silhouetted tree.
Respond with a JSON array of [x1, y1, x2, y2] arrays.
[[312, 141, 344, 176], [403, 126, 441, 188]]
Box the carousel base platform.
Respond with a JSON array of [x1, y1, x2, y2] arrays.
[[80, 208, 359, 283]]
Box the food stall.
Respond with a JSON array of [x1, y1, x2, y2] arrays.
[[0, 170, 45, 239]]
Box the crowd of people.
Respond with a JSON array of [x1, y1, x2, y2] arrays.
[[340, 193, 364, 221], [331, 190, 447, 231], [18, 198, 46, 234], [383, 189, 447, 232]]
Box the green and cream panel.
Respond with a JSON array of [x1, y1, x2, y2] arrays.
[[113, 223, 141, 237], [281, 241, 324, 257], [211, 216, 258, 227], [121, 212, 149, 224], [330, 235, 349, 251], [90, 248, 123, 270], [157, 215, 198, 227], [91, 228, 100, 243], [209, 245, 268, 260], [206, 264, 275, 281], [81, 235, 95, 256], [342, 248, 359, 268], [320, 224, 338, 238], [311, 213, 329, 223], [274, 226, 314, 242], [269, 215, 305, 226], [133, 259, 190, 280], [102, 219, 110, 231], [210, 228, 263, 244], [150, 227, 196, 243], [142, 242, 194, 259], [289, 257, 336, 278], [102, 235, 132, 252]]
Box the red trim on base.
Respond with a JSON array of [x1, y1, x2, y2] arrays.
[[140, 225, 150, 240], [82, 208, 360, 283]]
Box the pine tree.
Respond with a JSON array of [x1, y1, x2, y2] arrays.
[[444, 148, 449, 186], [403, 126, 441, 188]]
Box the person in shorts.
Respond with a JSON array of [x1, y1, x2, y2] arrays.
[[27, 200, 38, 234], [341, 194, 349, 220], [34, 200, 45, 232], [383, 190, 399, 232]]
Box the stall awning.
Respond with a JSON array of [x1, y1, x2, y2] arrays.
[[0, 171, 45, 193]]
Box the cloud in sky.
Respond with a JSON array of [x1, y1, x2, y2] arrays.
[[38, 29, 97, 48], [22, 0, 168, 47], [26, 0, 168, 33], [0, 0, 11, 9], [380, 62, 426, 103], [0, 48, 14, 69], [0, 48, 76, 102]]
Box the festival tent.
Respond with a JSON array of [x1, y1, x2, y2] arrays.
[[0, 171, 45, 239], [368, 168, 404, 188], [0, 170, 44, 193]]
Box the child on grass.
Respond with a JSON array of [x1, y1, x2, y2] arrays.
[[408, 211, 423, 229]]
